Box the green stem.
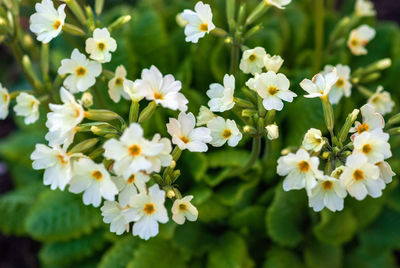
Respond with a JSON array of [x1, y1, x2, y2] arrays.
[[231, 136, 261, 177], [129, 101, 139, 123], [314, 0, 324, 73], [230, 43, 240, 76]]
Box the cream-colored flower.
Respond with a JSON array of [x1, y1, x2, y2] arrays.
[[300, 69, 338, 98], [113, 172, 150, 207], [14, 93, 40, 124], [308, 176, 347, 212], [239, 47, 267, 74], [207, 117, 242, 147], [181, 1, 215, 43], [207, 74, 235, 112], [302, 128, 325, 152], [323, 64, 352, 104], [353, 129, 391, 164], [85, 28, 117, 63], [58, 49, 102, 93], [0, 84, 10, 120], [265, 123, 279, 140], [367, 86, 395, 116], [376, 161, 395, 184], [347, 25, 376, 56], [172, 195, 198, 224], [101, 201, 137, 235], [108, 65, 131, 103], [355, 0, 376, 17], [350, 104, 384, 140], [264, 0, 292, 9], [196, 106, 216, 126], [263, 54, 284, 73], [29, 0, 66, 43]]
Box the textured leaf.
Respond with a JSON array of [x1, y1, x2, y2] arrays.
[[229, 206, 266, 234], [207, 232, 254, 268], [180, 151, 208, 182], [99, 236, 140, 268], [174, 222, 215, 257], [39, 229, 108, 265], [304, 241, 342, 268], [263, 247, 304, 268], [313, 209, 357, 245], [344, 248, 397, 268], [266, 187, 308, 247], [347, 195, 385, 230], [197, 196, 230, 223], [25, 190, 102, 242], [215, 177, 259, 206], [127, 237, 188, 268]]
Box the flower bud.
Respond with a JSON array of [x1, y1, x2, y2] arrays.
[[108, 15, 131, 32], [81, 92, 93, 108], [138, 101, 157, 123], [265, 123, 279, 140], [166, 189, 176, 199], [85, 109, 122, 121], [321, 96, 334, 132], [243, 125, 257, 135], [68, 138, 99, 154], [264, 54, 284, 73], [338, 109, 359, 143], [62, 23, 85, 36]]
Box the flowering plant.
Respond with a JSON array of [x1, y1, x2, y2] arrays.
[[1, 0, 400, 266]]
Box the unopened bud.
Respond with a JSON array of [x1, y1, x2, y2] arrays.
[[388, 113, 400, 127], [63, 23, 85, 36], [108, 15, 131, 32], [166, 189, 176, 199], [85, 109, 121, 121], [376, 58, 391, 70], [68, 138, 99, 154], [265, 123, 279, 140], [322, 151, 330, 159], [243, 125, 257, 135], [81, 92, 93, 108], [338, 109, 359, 143], [321, 96, 334, 132], [138, 101, 157, 123]]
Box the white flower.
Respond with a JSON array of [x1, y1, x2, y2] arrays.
[[323, 65, 352, 104], [239, 47, 267, 74], [253, 71, 296, 111], [245, 73, 260, 91], [265, 123, 279, 140], [300, 69, 338, 98], [85, 28, 117, 63], [308, 176, 347, 212], [376, 161, 395, 184], [113, 172, 150, 207], [207, 74, 235, 112], [347, 25, 376, 56], [130, 184, 168, 240], [350, 104, 384, 140], [101, 201, 137, 235], [135, 65, 188, 111], [29, 0, 66, 43], [265, 0, 292, 9], [0, 84, 10, 119], [196, 105, 216, 126], [355, 0, 376, 17], [13, 93, 40, 124], [167, 112, 212, 152], [45, 87, 84, 148], [69, 158, 118, 207], [31, 144, 79, 190], [340, 154, 385, 200], [124, 80, 145, 102], [172, 195, 198, 225], [367, 86, 395, 116], [277, 148, 323, 193], [103, 123, 164, 178], [181, 1, 215, 43], [108, 65, 130, 103], [264, 54, 284, 73], [353, 129, 391, 164], [207, 117, 242, 147], [302, 128, 325, 152], [58, 49, 102, 93], [176, 13, 189, 27], [146, 134, 173, 173]]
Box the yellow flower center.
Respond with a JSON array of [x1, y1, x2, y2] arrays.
[[298, 161, 310, 172], [128, 144, 141, 156], [91, 170, 103, 180], [143, 203, 155, 215], [199, 23, 208, 32], [180, 136, 190, 144], [350, 38, 359, 47], [353, 169, 364, 181], [127, 174, 135, 184], [3, 93, 9, 103], [75, 66, 87, 76], [322, 181, 333, 190], [335, 78, 345, 87], [57, 154, 68, 165], [97, 42, 106, 51], [53, 20, 61, 30], [357, 122, 369, 134], [362, 144, 372, 154], [268, 86, 278, 96], [179, 203, 187, 211], [222, 129, 232, 139], [154, 92, 164, 100], [249, 54, 256, 61], [115, 77, 123, 86]]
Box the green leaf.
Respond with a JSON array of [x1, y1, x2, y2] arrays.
[[313, 209, 357, 245], [344, 248, 397, 268], [215, 177, 259, 206], [25, 190, 102, 242], [39, 229, 108, 266], [173, 222, 215, 257], [266, 187, 308, 247], [180, 151, 208, 182], [197, 196, 230, 223], [347, 195, 385, 230], [304, 241, 342, 268], [207, 232, 254, 268], [99, 236, 140, 268], [263, 247, 304, 268], [0, 184, 43, 235], [229, 206, 266, 234], [127, 237, 188, 268]]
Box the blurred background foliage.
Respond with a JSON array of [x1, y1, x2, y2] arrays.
[[1, 0, 400, 267]]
